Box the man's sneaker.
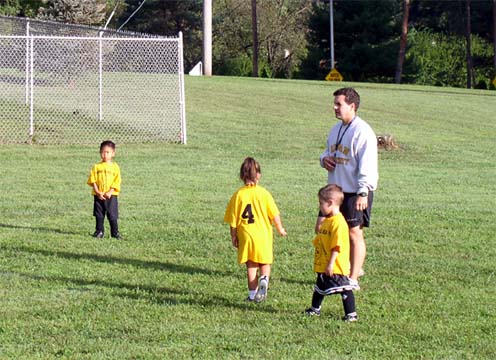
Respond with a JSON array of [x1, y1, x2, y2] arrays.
[[347, 277, 360, 291], [93, 231, 104, 238], [111, 232, 121, 240], [304, 307, 321, 316], [343, 313, 358, 322], [245, 296, 255, 302], [254, 276, 268, 303]]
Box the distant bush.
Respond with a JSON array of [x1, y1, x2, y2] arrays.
[[406, 29, 493, 88]]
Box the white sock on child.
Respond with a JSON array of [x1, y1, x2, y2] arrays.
[[248, 290, 257, 300]]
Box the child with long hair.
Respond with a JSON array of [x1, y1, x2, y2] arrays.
[[224, 157, 287, 302]]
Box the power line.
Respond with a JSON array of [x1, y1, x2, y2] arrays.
[[118, 0, 147, 31]]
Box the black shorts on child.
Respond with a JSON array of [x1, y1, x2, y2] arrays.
[[314, 273, 356, 296]]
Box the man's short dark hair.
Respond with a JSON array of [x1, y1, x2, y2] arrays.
[[100, 140, 116, 151], [333, 87, 360, 111]]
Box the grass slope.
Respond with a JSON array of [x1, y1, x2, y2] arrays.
[[0, 76, 495, 359]]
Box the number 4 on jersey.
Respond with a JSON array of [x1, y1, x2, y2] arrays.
[[241, 204, 255, 224]]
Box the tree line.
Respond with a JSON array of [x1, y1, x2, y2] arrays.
[[1, 0, 495, 89]]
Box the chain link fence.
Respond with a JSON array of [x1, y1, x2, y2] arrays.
[[0, 16, 186, 145]]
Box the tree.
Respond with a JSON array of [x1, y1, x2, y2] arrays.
[[38, 0, 107, 25], [115, 0, 203, 71], [251, 0, 258, 77], [395, 0, 410, 84], [464, 0, 473, 88], [493, 0, 496, 73], [0, 0, 46, 17], [213, 0, 311, 78], [302, 1, 401, 81]]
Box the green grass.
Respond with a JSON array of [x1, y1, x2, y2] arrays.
[[0, 76, 495, 359]]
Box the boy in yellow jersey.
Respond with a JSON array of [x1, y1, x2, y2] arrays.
[[224, 157, 287, 302], [87, 140, 121, 239], [304, 184, 359, 322]]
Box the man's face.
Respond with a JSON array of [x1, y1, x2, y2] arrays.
[[333, 95, 355, 123]]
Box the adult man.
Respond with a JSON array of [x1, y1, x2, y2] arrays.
[[318, 87, 378, 287]]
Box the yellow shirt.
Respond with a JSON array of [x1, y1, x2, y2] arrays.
[[224, 184, 280, 264], [313, 212, 350, 275], [87, 161, 121, 195]]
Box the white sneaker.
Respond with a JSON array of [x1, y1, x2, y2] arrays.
[[254, 276, 268, 303]]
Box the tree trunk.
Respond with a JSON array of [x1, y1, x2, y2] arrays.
[[395, 0, 410, 84], [465, 0, 473, 89], [251, 0, 259, 77], [493, 0, 496, 71]]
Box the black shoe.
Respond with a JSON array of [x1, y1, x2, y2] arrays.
[[93, 231, 104, 238], [111, 232, 121, 240]]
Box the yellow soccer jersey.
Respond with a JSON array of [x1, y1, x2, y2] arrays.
[[224, 184, 280, 265], [313, 212, 350, 275], [87, 161, 121, 195]]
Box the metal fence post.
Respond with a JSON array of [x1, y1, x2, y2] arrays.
[[178, 32, 187, 144], [25, 21, 30, 104], [99, 31, 103, 121], [29, 35, 34, 143]]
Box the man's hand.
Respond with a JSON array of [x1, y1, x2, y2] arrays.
[[322, 156, 336, 172]]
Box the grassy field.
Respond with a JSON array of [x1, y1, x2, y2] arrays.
[[0, 76, 495, 359]]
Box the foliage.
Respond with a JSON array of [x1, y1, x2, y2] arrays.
[[0, 0, 45, 17], [37, 0, 107, 25], [115, 0, 202, 73], [300, 0, 402, 82], [213, 0, 312, 78], [406, 28, 493, 88], [0, 77, 495, 358]]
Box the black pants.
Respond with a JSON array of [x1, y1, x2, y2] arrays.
[[93, 195, 119, 236]]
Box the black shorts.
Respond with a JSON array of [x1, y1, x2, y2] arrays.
[[318, 191, 373, 228], [341, 192, 373, 228], [93, 195, 119, 221], [314, 273, 356, 295]]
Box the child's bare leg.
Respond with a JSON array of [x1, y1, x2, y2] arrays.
[[259, 263, 271, 279], [246, 260, 259, 291]]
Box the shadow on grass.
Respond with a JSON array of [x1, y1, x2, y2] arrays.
[[4, 244, 231, 277], [4, 244, 313, 286], [9, 270, 279, 313], [0, 223, 79, 236]]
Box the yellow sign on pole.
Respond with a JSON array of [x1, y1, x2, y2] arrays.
[[325, 68, 343, 82]]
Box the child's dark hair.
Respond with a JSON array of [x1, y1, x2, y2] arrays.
[[318, 184, 344, 205], [240, 157, 261, 183], [100, 140, 116, 151]]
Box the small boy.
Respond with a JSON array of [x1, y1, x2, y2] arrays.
[[304, 184, 359, 322], [87, 140, 121, 239]]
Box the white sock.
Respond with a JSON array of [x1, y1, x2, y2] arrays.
[[248, 290, 257, 299]]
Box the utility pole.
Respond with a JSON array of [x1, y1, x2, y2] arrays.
[[329, 0, 335, 69], [203, 0, 212, 76]]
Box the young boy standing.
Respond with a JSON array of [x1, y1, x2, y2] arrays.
[[87, 140, 121, 239], [305, 184, 359, 321]]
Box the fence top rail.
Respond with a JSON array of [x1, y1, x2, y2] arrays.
[[0, 34, 180, 42]]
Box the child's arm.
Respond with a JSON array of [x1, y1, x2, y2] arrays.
[[104, 188, 115, 199], [315, 216, 325, 234], [325, 249, 339, 276], [273, 215, 287, 236], [230, 226, 238, 248], [92, 183, 106, 200]]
